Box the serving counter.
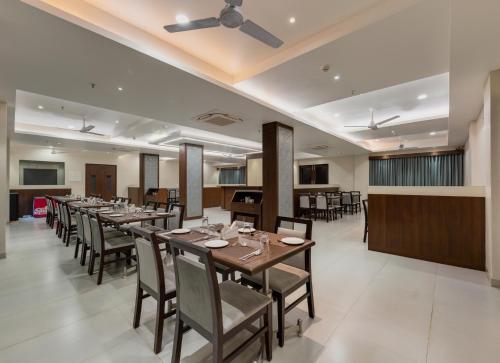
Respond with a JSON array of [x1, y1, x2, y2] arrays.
[[368, 186, 485, 270]]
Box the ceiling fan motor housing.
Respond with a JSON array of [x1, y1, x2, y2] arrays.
[[220, 6, 243, 28]]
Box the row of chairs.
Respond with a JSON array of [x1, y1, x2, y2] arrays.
[[298, 191, 362, 222]]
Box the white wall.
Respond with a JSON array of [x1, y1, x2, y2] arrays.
[[294, 155, 370, 197], [0, 102, 7, 258], [159, 159, 179, 188], [247, 158, 262, 186], [204, 162, 219, 185], [10, 143, 139, 197]]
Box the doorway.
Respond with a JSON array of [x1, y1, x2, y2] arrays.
[[85, 164, 117, 201]]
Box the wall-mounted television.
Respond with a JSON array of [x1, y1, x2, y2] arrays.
[[23, 169, 58, 185], [299, 164, 329, 184]]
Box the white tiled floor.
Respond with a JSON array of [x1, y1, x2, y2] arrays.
[[1, 208, 499, 362]]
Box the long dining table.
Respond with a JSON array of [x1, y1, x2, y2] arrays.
[[67, 200, 115, 210], [98, 210, 175, 227]]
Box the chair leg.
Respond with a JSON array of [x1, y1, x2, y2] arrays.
[[230, 271, 236, 281], [133, 287, 143, 329], [74, 237, 80, 259], [306, 280, 315, 319], [221, 271, 229, 281], [80, 243, 87, 266], [153, 299, 165, 354], [363, 224, 368, 243], [88, 250, 95, 275], [66, 230, 71, 247], [212, 340, 223, 363], [264, 306, 272, 361], [277, 294, 285, 347], [172, 317, 184, 363], [97, 254, 105, 285]]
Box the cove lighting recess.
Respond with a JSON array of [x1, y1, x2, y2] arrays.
[[176, 14, 189, 24]]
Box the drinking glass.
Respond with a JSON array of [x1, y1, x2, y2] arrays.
[[201, 216, 209, 233]]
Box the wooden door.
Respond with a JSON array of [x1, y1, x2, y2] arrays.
[[85, 164, 117, 201]]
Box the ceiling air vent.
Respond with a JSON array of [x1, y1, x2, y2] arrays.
[[309, 144, 330, 151], [194, 111, 243, 126]]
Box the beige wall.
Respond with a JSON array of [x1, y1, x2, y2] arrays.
[[159, 159, 179, 188], [294, 155, 370, 198], [247, 158, 262, 187], [0, 102, 7, 258], [9, 143, 140, 197], [204, 162, 219, 185]]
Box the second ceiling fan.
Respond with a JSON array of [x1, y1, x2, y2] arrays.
[[164, 0, 284, 48], [344, 111, 400, 131]]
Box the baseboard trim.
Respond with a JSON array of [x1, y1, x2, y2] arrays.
[[490, 278, 500, 288]]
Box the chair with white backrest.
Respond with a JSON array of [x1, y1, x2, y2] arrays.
[[240, 216, 314, 347], [315, 195, 335, 222], [130, 226, 177, 354], [73, 211, 85, 259], [299, 194, 315, 219], [351, 191, 361, 214], [167, 204, 185, 231], [341, 192, 353, 214], [169, 238, 273, 363]]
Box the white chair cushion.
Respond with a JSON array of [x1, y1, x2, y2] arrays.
[[242, 263, 309, 294]]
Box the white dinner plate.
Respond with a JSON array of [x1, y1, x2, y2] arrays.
[[204, 239, 229, 248], [143, 210, 154, 213], [156, 212, 169, 216], [280, 237, 305, 245], [100, 211, 113, 214], [171, 228, 191, 234], [109, 214, 124, 217], [238, 227, 256, 233]]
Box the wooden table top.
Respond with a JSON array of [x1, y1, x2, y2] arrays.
[[99, 211, 174, 225], [52, 196, 80, 203], [156, 229, 315, 276]]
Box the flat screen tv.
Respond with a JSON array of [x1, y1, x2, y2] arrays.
[[24, 169, 58, 185], [299, 164, 329, 184]]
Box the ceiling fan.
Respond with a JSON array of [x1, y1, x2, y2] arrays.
[[75, 116, 105, 136], [344, 111, 400, 131], [164, 0, 284, 48]]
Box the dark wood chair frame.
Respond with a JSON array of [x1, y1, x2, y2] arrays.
[[169, 239, 272, 363], [87, 210, 135, 285], [62, 202, 77, 247], [130, 227, 179, 354], [362, 199, 368, 243], [351, 191, 362, 214], [241, 216, 315, 347], [168, 203, 185, 230], [298, 193, 316, 219]]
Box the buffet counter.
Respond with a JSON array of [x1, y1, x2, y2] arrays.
[[368, 186, 486, 270]]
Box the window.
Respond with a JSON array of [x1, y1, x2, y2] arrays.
[[19, 160, 65, 185], [299, 164, 329, 184], [219, 167, 246, 185]]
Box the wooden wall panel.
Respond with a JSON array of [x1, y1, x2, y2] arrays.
[[11, 188, 71, 217], [368, 194, 485, 270], [203, 187, 221, 208]]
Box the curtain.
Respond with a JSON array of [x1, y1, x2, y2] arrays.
[[369, 153, 464, 186], [219, 167, 246, 185]]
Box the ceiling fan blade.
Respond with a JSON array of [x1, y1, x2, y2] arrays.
[[344, 125, 369, 128], [225, 0, 243, 6], [80, 125, 95, 132], [239, 20, 283, 48], [85, 131, 106, 136], [375, 115, 400, 126], [164, 17, 220, 33]]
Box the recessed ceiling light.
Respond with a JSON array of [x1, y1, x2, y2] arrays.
[[334, 113, 340, 117], [176, 14, 189, 24], [37, 105, 44, 110], [68, 125, 74, 129], [333, 74, 341, 81], [430, 131, 436, 136], [418, 94, 428, 100], [289, 17, 296, 24], [117, 87, 124, 91], [115, 120, 120, 124]]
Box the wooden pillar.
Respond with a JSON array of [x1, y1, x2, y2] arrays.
[[0, 102, 8, 258], [179, 143, 203, 220], [262, 122, 294, 232]]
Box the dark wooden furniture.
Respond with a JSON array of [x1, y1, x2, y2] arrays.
[[219, 185, 261, 210], [293, 187, 339, 217], [363, 199, 368, 243], [85, 164, 117, 201], [98, 210, 174, 227], [127, 187, 142, 206], [203, 186, 222, 208], [67, 201, 114, 210], [130, 227, 177, 354], [230, 190, 263, 230], [368, 193, 485, 270], [144, 188, 167, 205], [169, 238, 273, 363], [10, 188, 71, 218], [241, 216, 314, 347]]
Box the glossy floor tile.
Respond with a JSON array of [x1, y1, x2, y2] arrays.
[[1, 208, 499, 363]]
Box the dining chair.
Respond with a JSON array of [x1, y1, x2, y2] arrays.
[[167, 204, 185, 231], [362, 199, 368, 243], [45, 196, 52, 226], [341, 192, 353, 214], [240, 216, 314, 347], [49, 198, 58, 229], [299, 194, 315, 219], [351, 191, 361, 214], [329, 196, 343, 220], [315, 195, 334, 222], [231, 211, 257, 228], [73, 211, 85, 259], [87, 210, 136, 285], [55, 201, 63, 238], [129, 226, 177, 354], [169, 238, 273, 363]]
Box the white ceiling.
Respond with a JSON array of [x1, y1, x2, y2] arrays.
[[12, 0, 500, 154]]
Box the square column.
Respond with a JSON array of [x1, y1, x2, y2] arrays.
[[179, 143, 203, 220], [262, 122, 294, 232], [0, 102, 8, 258]]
